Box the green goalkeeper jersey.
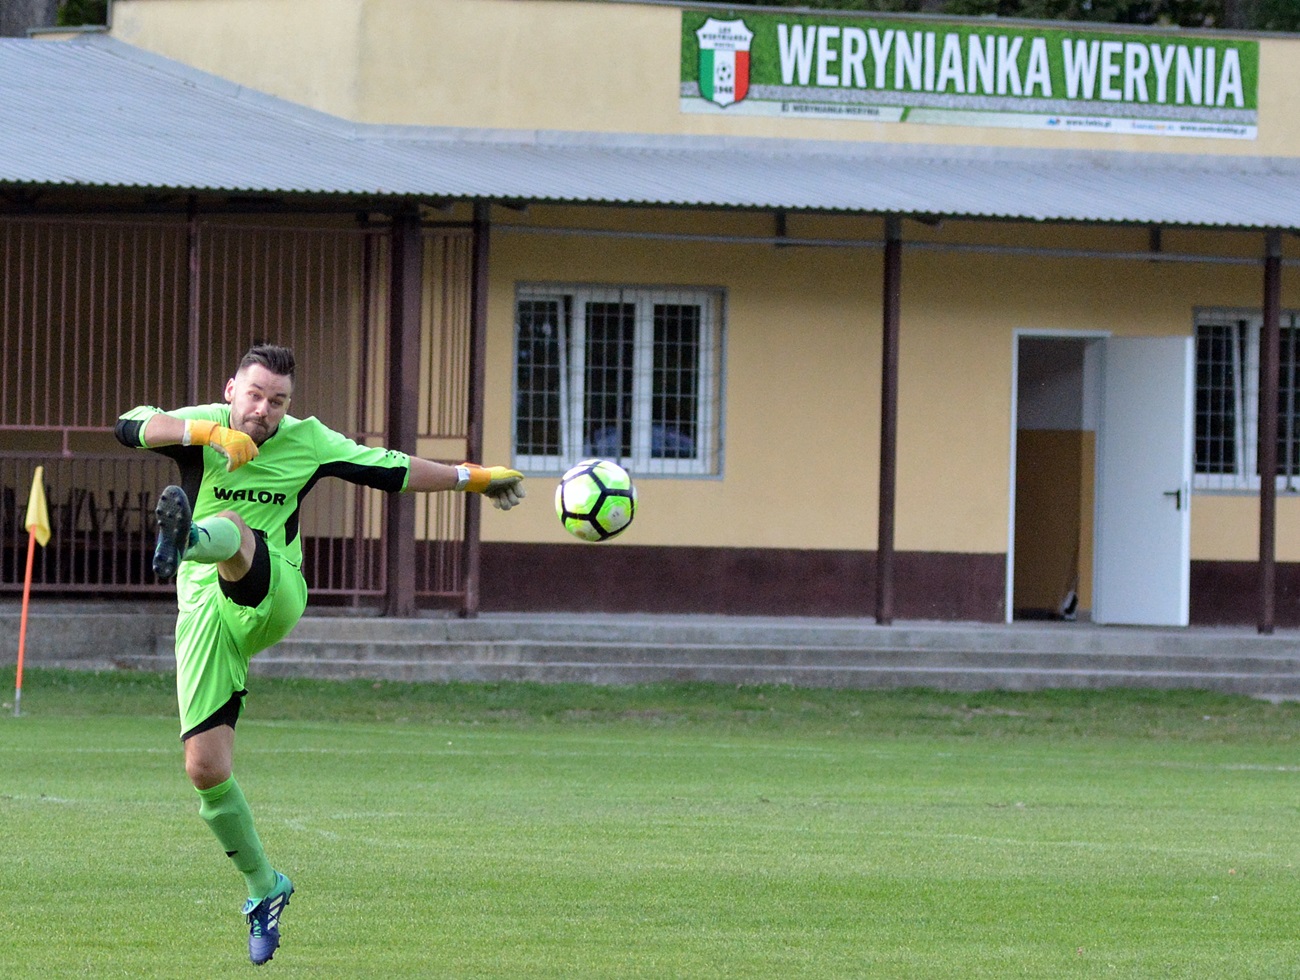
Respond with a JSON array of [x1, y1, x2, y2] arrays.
[[116, 403, 410, 568]]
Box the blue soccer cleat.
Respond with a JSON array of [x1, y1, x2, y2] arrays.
[[243, 872, 294, 966], [152, 485, 194, 579]]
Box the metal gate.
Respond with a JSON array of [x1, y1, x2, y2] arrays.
[[0, 215, 473, 606]]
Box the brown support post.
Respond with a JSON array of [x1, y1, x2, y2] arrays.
[[1258, 230, 1282, 634], [877, 217, 902, 626], [461, 202, 491, 618], [185, 195, 201, 404], [385, 209, 422, 618], [353, 216, 376, 611]]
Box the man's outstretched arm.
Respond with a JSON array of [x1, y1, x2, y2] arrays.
[[405, 457, 526, 511], [115, 409, 258, 472]]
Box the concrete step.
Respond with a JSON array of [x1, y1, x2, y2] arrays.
[[120, 614, 1300, 697], [11, 601, 1300, 696]]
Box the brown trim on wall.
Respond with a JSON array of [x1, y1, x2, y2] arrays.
[[1192, 560, 1300, 627], [480, 544, 1006, 622]]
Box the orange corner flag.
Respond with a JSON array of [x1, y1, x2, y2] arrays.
[[25, 466, 50, 548], [16, 466, 49, 716]]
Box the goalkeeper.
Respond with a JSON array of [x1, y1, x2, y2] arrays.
[[114, 344, 524, 965]]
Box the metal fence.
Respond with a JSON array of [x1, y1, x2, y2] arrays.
[[0, 215, 473, 604]]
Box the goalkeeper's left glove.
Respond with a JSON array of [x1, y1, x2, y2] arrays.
[[455, 464, 526, 511]]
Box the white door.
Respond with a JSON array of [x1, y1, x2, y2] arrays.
[[1092, 336, 1194, 626]]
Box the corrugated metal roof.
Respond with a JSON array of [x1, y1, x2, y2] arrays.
[[0, 35, 406, 195], [3, 34, 1300, 229], [375, 128, 1300, 227]]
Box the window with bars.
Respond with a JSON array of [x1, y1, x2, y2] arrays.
[[1195, 310, 1300, 491], [513, 285, 723, 475]]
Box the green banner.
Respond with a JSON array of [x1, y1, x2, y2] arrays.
[[681, 10, 1258, 140]]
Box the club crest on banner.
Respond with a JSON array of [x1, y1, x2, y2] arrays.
[[695, 18, 753, 108]]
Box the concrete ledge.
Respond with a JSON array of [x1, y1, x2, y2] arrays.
[[0, 601, 177, 672], [6, 603, 1300, 697]]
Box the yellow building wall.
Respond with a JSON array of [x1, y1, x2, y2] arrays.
[[476, 206, 1300, 558], [107, 0, 1300, 566], [112, 0, 366, 116], [891, 231, 1294, 556], [1194, 496, 1300, 563], [482, 208, 882, 549], [112, 0, 1300, 157]]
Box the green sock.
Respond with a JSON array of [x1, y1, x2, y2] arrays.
[[195, 776, 278, 901], [185, 517, 242, 564]]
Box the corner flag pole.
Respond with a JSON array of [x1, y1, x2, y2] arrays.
[[15, 466, 51, 718]]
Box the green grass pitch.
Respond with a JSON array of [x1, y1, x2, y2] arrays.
[[3, 669, 1300, 978]]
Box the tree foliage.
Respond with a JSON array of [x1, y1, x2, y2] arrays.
[[55, 1, 107, 28]]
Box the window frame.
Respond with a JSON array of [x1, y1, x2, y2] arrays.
[[512, 282, 724, 476], [1194, 307, 1300, 493]]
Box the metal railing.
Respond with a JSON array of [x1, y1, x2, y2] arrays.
[[1, 215, 473, 604]]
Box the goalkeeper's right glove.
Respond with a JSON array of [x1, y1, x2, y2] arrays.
[[183, 418, 259, 472]]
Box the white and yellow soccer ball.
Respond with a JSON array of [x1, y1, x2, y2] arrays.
[[554, 459, 637, 542]]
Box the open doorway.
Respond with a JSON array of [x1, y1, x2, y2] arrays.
[[1011, 332, 1193, 625], [1012, 335, 1099, 621]]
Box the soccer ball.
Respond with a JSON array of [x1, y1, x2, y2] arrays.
[[555, 459, 637, 542]]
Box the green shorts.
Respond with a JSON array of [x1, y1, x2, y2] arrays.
[[173, 541, 307, 737]]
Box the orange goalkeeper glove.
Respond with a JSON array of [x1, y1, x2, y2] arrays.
[[455, 464, 525, 511], [184, 418, 259, 472]]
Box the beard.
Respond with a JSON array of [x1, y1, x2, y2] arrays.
[[232, 412, 275, 445]]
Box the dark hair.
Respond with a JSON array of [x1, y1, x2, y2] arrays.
[[240, 344, 296, 379]]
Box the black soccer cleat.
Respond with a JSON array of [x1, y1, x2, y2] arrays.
[[152, 485, 193, 579]]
